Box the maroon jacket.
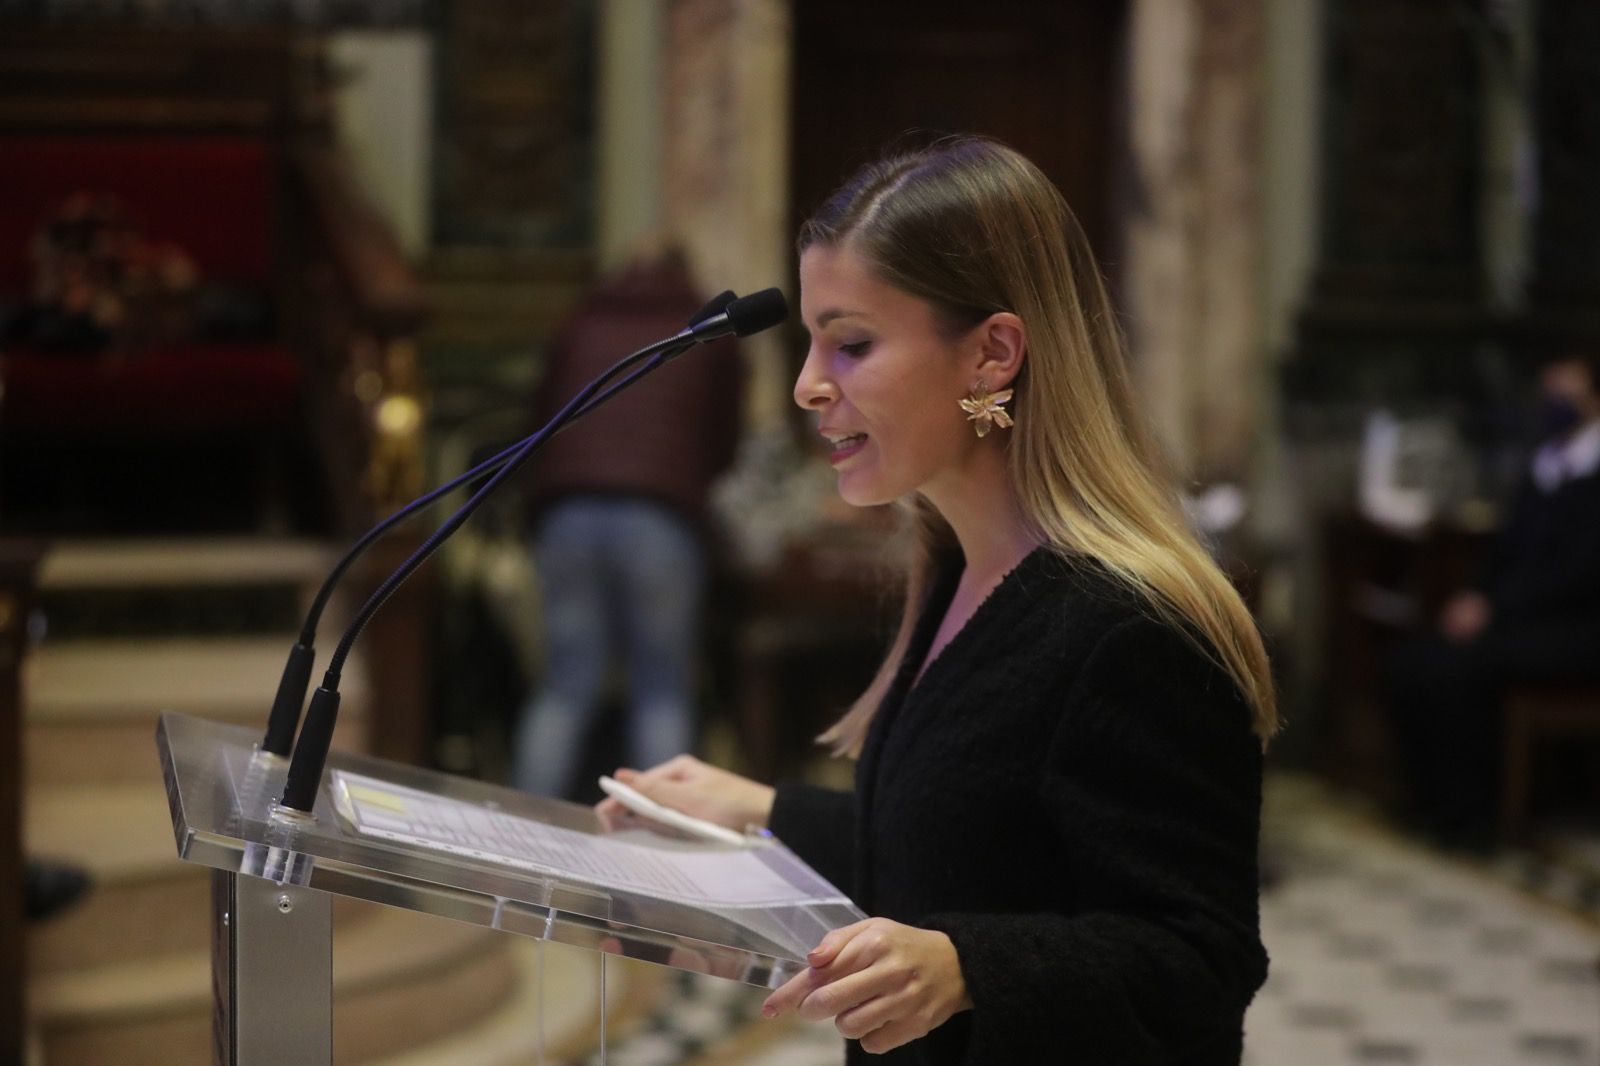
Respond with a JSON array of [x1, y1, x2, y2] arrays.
[[525, 258, 745, 526]]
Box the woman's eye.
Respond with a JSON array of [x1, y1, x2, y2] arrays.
[[840, 340, 872, 357]]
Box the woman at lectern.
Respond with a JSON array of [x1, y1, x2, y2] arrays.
[[599, 136, 1276, 1065]]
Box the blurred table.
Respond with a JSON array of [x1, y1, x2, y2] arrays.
[[1317, 512, 1490, 804], [732, 531, 899, 782]]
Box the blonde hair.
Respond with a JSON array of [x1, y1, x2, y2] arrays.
[[799, 136, 1278, 755]]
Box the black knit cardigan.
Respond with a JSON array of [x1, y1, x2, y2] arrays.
[[768, 547, 1268, 1065]]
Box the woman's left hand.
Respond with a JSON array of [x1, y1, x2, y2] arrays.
[[761, 918, 972, 1054]]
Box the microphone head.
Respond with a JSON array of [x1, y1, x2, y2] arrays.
[[690, 290, 738, 329], [725, 288, 788, 337]]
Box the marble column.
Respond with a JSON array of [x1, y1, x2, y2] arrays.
[[662, 0, 792, 432], [1123, 0, 1266, 480]]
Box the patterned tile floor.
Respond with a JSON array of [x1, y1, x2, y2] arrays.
[[580, 775, 1600, 1066], [1246, 779, 1600, 1065]]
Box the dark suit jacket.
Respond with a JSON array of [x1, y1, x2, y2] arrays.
[[770, 548, 1268, 1065], [1489, 467, 1600, 621], [1458, 465, 1600, 679]]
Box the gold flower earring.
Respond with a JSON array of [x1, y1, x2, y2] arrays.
[[959, 380, 1015, 437]]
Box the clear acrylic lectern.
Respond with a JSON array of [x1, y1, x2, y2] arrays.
[[157, 711, 864, 1065]]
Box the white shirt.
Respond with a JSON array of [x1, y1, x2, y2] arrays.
[[1531, 418, 1600, 494]]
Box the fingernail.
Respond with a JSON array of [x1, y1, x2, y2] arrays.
[[806, 949, 825, 963], [761, 1004, 776, 1018]]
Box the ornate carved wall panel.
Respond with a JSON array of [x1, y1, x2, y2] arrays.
[[431, 0, 593, 247], [0, 0, 428, 25], [1287, 0, 1492, 405], [1528, 0, 1600, 324], [1316, 0, 1484, 305], [789, 0, 1121, 266]]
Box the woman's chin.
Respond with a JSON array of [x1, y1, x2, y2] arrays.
[[835, 471, 897, 509]]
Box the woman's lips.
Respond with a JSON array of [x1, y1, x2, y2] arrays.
[[827, 433, 868, 463]]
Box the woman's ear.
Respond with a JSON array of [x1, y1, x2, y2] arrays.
[[972, 311, 1026, 389]]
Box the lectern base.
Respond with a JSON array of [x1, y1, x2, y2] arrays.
[[208, 870, 615, 1064], [213, 870, 332, 1065]]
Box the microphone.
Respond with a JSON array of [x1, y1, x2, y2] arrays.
[[686, 287, 788, 342], [256, 290, 738, 759], [692, 289, 739, 327], [276, 287, 788, 814]]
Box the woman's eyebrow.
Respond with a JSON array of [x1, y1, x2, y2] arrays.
[[816, 309, 867, 328]]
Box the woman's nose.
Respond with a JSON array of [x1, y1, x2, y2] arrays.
[[793, 347, 836, 411]]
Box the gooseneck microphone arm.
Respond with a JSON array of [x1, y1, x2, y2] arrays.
[[277, 288, 788, 814], [257, 292, 737, 758], [277, 333, 687, 810]]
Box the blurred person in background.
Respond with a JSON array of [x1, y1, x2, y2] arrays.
[[600, 137, 1275, 1066], [1388, 350, 1600, 848], [513, 242, 744, 799]]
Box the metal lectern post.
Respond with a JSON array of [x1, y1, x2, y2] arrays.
[[212, 870, 333, 1065]]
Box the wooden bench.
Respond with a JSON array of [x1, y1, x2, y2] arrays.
[[1501, 684, 1600, 844]]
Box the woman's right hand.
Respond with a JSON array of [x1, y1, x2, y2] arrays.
[[595, 754, 775, 834]]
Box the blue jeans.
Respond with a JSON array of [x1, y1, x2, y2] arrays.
[[513, 497, 706, 796]]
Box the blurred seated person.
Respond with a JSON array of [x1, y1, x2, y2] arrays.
[[513, 241, 745, 799], [1387, 350, 1600, 847]]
